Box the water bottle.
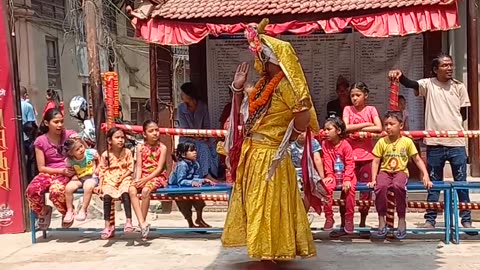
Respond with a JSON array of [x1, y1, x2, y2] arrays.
[[334, 154, 345, 185]]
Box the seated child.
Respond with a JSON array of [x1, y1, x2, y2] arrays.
[[169, 142, 216, 228], [322, 115, 357, 235], [63, 137, 99, 223], [97, 128, 137, 239], [290, 131, 324, 224], [368, 111, 431, 239]]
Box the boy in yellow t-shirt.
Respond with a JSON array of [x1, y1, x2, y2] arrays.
[[367, 111, 431, 240]]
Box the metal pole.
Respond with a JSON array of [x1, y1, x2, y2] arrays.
[[84, 0, 106, 152], [6, 0, 30, 231], [467, 0, 479, 176], [149, 44, 159, 123]]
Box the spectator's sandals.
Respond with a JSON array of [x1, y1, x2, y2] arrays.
[[141, 224, 151, 240], [61, 215, 74, 229], [124, 222, 134, 233], [37, 206, 53, 231], [101, 227, 115, 239], [395, 229, 407, 240], [372, 226, 388, 239]]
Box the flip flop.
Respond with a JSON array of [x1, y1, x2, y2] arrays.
[[37, 206, 53, 231], [372, 227, 388, 239], [395, 229, 407, 240], [63, 210, 75, 223], [61, 215, 74, 229]]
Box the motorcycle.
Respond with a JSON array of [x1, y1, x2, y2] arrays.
[[69, 96, 143, 156]]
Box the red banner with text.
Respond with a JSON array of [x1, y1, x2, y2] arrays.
[[0, 3, 25, 234]]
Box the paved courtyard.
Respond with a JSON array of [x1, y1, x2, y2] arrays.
[[2, 209, 480, 270]]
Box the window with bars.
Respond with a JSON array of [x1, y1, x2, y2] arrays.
[[46, 38, 62, 90], [130, 98, 149, 125], [31, 0, 65, 21]]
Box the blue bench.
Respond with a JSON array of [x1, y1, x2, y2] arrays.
[[451, 181, 480, 243], [29, 181, 453, 244], [329, 181, 452, 244], [30, 184, 233, 244]]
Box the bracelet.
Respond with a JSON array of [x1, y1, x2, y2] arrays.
[[230, 82, 244, 93], [293, 125, 306, 134]]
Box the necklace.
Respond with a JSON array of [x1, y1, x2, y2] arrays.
[[390, 136, 402, 151], [248, 71, 284, 115]]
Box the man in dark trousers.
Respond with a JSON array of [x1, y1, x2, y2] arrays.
[[389, 53, 474, 231]]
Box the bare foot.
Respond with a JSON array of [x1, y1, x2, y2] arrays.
[[195, 219, 212, 228]]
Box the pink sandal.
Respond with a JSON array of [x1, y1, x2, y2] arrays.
[[63, 210, 75, 223], [101, 227, 115, 239], [75, 210, 87, 222], [124, 222, 134, 233]]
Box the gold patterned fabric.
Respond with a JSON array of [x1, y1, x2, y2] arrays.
[[222, 76, 317, 260]]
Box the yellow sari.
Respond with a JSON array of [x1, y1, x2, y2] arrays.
[[222, 77, 318, 260]]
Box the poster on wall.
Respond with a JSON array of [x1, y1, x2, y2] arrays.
[[0, 3, 25, 234], [206, 30, 425, 130]]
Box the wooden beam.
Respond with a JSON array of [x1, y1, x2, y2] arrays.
[[467, 0, 479, 176]]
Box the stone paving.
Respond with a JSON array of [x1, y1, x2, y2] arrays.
[[3, 209, 480, 270]]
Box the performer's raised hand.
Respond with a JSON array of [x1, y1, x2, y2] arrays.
[[388, 69, 403, 82], [233, 62, 249, 90]]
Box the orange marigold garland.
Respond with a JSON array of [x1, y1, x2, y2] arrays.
[[248, 71, 284, 115]]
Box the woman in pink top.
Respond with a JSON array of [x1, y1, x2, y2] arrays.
[[42, 89, 64, 118], [25, 108, 76, 230], [342, 82, 382, 236]]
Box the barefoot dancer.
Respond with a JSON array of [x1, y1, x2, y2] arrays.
[[221, 19, 319, 260]]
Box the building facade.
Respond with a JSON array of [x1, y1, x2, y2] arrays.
[[12, 0, 153, 129]]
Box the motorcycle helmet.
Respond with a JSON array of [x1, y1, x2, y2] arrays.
[[69, 96, 88, 120]]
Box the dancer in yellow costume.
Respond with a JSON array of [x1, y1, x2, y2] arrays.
[[221, 19, 320, 260]]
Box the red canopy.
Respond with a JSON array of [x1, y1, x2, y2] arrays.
[[132, 3, 459, 46]]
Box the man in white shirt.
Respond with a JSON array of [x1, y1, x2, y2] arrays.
[[389, 53, 473, 230]]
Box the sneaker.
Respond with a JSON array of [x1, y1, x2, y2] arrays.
[[323, 217, 334, 231], [344, 220, 354, 234], [462, 222, 479, 236], [307, 214, 315, 225]]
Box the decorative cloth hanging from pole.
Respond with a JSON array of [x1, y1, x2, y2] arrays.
[[103, 72, 119, 129], [386, 81, 400, 232]]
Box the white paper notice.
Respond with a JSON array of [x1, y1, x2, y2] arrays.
[[206, 31, 424, 130]]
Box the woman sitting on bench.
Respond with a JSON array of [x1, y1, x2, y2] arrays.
[[25, 108, 77, 230], [169, 142, 216, 228]]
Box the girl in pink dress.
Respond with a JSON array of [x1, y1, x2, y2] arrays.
[[341, 82, 382, 237], [42, 89, 64, 118], [25, 108, 76, 230]]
